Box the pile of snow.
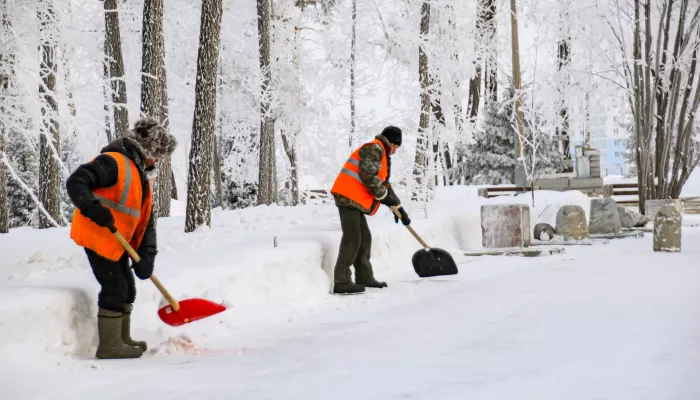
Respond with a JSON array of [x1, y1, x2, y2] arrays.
[[0, 186, 594, 360]]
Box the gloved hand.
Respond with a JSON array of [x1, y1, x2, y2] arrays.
[[379, 189, 401, 207], [393, 206, 411, 226], [81, 200, 114, 228], [133, 247, 157, 280]]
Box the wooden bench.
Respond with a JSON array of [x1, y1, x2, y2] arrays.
[[301, 189, 332, 205], [477, 186, 538, 198], [604, 183, 639, 205]]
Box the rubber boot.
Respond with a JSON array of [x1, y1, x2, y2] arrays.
[[333, 282, 366, 294], [356, 277, 388, 288], [96, 308, 144, 359], [122, 304, 147, 352]]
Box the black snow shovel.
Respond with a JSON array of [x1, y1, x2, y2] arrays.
[[390, 207, 459, 278]]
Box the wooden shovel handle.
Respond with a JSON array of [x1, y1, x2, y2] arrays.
[[111, 228, 180, 312], [390, 206, 431, 249]]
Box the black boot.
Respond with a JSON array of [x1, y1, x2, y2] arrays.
[[122, 304, 147, 352], [333, 282, 366, 294], [356, 277, 388, 288], [96, 308, 144, 359]]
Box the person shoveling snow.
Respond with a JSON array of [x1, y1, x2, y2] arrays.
[[66, 117, 177, 359], [330, 126, 411, 294]]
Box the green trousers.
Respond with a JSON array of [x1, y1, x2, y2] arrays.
[[333, 206, 376, 283]]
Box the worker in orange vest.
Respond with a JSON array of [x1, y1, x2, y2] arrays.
[[66, 118, 177, 359], [330, 126, 410, 294]]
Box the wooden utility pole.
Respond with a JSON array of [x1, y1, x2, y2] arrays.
[[509, 0, 525, 159]]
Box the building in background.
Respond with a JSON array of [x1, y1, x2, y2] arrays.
[[569, 103, 627, 177]]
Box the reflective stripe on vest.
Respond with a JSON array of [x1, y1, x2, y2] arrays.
[[330, 139, 388, 215], [92, 154, 141, 219], [70, 152, 152, 261]]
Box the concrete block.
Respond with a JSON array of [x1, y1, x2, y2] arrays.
[[481, 204, 531, 248], [555, 205, 589, 240], [477, 188, 488, 198], [568, 177, 604, 189], [533, 178, 570, 190], [653, 204, 682, 252]]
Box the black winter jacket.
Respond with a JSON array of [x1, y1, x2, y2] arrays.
[[66, 138, 157, 252]]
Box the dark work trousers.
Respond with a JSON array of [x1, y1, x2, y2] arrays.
[[333, 206, 376, 283], [85, 249, 135, 313]]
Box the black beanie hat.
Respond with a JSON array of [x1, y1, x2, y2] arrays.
[[381, 126, 402, 146]]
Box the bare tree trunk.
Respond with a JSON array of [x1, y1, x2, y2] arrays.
[[557, 0, 572, 170], [140, 0, 173, 219], [213, 60, 225, 209], [0, 119, 6, 233], [184, 0, 223, 232], [509, 0, 525, 159], [279, 9, 302, 206], [483, 0, 497, 103], [158, 59, 175, 211], [213, 132, 223, 208], [585, 92, 591, 148], [38, 0, 62, 229], [102, 52, 112, 143], [349, 0, 356, 148], [0, 0, 11, 233], [412, 1, 430, 202], [257, 0, 277, 205], [468, 67, 481, 119], [104, 0, 128, 138], [281, 131, 299, 204]]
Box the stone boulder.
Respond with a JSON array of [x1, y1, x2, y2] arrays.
[[653, 204, 682, 252], [481, 204, 531, 248], [588, 198, 621, 234], [534, 223, 555, 241], [616, 204, 648, 228], [555, 205, 589, 240]]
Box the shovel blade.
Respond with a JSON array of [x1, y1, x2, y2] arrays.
[[157, 298, 227, 327], [412, 247, 459, 278]]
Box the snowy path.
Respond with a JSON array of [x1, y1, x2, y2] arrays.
[[8, 230, 700, 400]]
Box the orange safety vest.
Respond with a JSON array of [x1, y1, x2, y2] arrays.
[[70, 152, 153, 261], [331, 139, 388, 215]]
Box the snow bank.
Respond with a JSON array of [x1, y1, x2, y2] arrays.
[[0, 186, 593, 359]]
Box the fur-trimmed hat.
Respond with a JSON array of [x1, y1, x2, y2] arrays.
[[381, 126, 402, 146], [127, 117, 177, 159]]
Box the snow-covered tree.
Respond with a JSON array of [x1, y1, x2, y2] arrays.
[[37, 0, 62, 228], [185, 0, 223, 233], [454, 98, 516, 185], [257, 0, 277, 205], [103, 0, 128, 138], [140, 0, 174, 219], [6, 129, 39, 228]]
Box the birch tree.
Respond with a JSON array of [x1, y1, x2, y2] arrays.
[[612, 0, 700, 212], [38, 0, 62, 229], [0, 0, 11, 233], [468, 0, 497, 118], [257, 0, 277, 205], [556, 0, 572, 169], [185, 0, 223, 232], [103, 0, 128, 138], [412, 1, 430, 202]]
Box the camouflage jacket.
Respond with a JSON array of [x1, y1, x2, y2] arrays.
[[334, 134, 398, 213]]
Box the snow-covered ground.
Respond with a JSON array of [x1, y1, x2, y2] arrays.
[[2, 187, 700, 399]]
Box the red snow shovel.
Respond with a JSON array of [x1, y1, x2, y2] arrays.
[[110, 227, 227, 327], [390, 207, 459, 278]]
